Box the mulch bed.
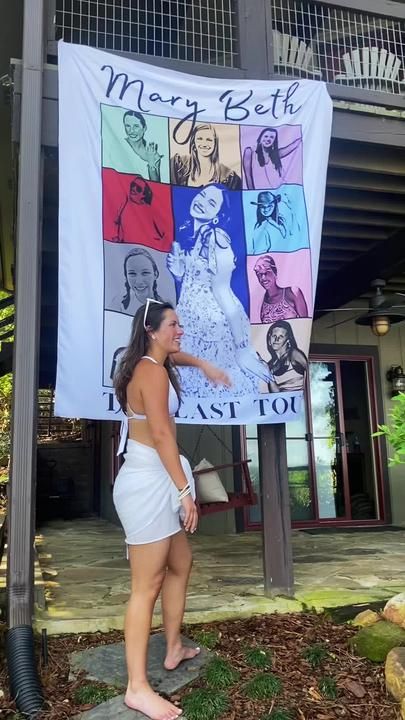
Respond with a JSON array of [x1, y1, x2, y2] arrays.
[[0, 613, 401, 719]]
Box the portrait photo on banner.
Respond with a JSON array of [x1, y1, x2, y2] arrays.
[[104, 241, 176, 317], [169, 119, 242, 190], [167, 183, 274, 400], [251, 318, 312, 394], [247, 250, 313, 324], [103, 310, 133, 388], [240, 124, 303, 190], [101, 104, 170, 182], [242, 185, 309, 255], [102, 168, 174, 251]]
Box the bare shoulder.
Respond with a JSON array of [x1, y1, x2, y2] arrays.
[[134, 358, 168, 381], [214, 227, 231, 249], [291, 348, 307, 365], [126, 360, 168, 407], [131, 359, 169, 393]]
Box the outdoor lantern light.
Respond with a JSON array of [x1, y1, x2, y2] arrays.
[[387, 365, 405, 396], [371, 315, 391, 337], [355, 308, 405, 337]]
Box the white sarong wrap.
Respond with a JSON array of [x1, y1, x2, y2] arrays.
[[113, 439, 196, 546]]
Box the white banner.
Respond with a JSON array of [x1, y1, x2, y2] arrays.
[[56, 41, 332, 425]]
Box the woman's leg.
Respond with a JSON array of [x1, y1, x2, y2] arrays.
[[161, 530, 200, 670], [125, 538, 182, 720]]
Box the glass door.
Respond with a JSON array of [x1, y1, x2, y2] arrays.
[[308, 361, 349, 520], [244, 355, 383, 528]]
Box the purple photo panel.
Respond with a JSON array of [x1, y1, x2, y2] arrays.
[[241, 124, 303, 190]]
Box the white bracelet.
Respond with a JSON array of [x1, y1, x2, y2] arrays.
[[178, 483, 191, 501]]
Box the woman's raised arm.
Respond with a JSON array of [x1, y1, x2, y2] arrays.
[[171, 351, 231, 386], [278, 136, 301, 159]]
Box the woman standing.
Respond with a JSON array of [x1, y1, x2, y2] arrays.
[[171, 123, 241, 189], [253, 255, 308, 322], [167, 184, 270, 396], [123, 110, 163, 182], [110, 248, 164, 316], [265, 320, 307, 393], [243, 126, 301, 190], [113, 300, 229, 720]]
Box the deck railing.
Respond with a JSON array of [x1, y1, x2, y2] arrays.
[[53, 0, 238, 67], [271, 0, 405, 96], [51, 1, 405, 102]]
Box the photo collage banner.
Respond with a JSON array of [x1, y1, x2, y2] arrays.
[[56, 41, 332, 425]]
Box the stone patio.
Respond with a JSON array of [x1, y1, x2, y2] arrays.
[[34, 518, 405, 635]]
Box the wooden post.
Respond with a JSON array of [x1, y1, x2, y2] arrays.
[[258, 423, 294, 597], [7, 0, 45, 628]]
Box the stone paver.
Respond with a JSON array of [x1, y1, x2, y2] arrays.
[[71, 633, 207, 719], [34, 519, 405, 634], [74, 694, 156, 719], [74, 694, 191, 719], [69, 633, 209, 693]]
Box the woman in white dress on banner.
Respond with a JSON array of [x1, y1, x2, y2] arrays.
[[167, 184, 270, 396]]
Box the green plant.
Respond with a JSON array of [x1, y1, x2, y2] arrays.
[[243, 672, 282, 700], [204, 656, 239, 689], [373, 392, 405, 465], [181, 688, 229, 720], [73, 684, 119, 705], [244, 645, 272, 669], [262, 710, 294, 720], [318, 676, 338, 699], [301, 643, 329, 668], [192, 628, 221, 650]]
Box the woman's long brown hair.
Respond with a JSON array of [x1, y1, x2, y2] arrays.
[[113, 301, 181, 411]]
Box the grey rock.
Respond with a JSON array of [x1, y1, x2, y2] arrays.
[[70, 633, 208, 718]]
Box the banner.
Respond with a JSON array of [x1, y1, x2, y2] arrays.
[[56, 41, 332, 425]]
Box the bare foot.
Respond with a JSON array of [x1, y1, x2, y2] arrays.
[[164, 644, 201, 671], [125, 684, 182, 720]]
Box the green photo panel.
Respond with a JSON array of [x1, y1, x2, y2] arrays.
[[101, 104, 170, 183]]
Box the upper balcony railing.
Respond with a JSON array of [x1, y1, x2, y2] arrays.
[[271, 0, 405, 100], [52, 0, 238, 68], [50, 1, 405, 105]]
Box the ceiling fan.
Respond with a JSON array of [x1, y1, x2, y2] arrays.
[[316, 278, 405, 337]]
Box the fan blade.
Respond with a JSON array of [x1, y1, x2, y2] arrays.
[[316, 308, 366, 312], [375, 301, 405, 310], [326, 314, 360, 329]]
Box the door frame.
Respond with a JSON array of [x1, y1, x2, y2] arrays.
[[243, 344, 390, 530], [310, 344, 390, 526]]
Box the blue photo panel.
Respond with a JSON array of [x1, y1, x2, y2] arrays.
[[243, 185, 310, 254], [171, 185, 250, 314]]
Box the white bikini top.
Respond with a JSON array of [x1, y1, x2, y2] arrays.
[[117, 355, 179, 455]]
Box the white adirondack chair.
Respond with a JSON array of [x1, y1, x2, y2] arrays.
[[272, 29, 322, 79], [334, 47, 405, 92]]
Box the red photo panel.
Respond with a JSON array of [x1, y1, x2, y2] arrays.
[[102, 168, 174, 252]]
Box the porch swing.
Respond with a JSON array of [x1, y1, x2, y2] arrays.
[[179, 426, 258, 517]]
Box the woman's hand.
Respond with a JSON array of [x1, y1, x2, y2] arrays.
[[181, 495, 199, 534], [145, 142, 163, 169], [201, 360, 231, 387], [167, 248, 186, 280], [236, 347, 272, 382]]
